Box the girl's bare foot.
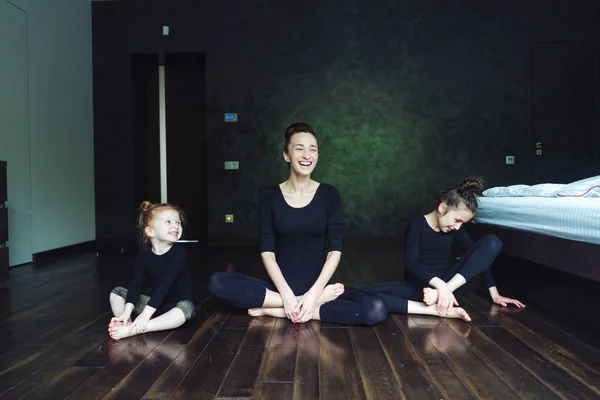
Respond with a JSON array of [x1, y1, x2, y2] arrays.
[[440, 307, 471, 322], [109, 324, 139, 340], [108, 318, 131, 335], [248, 308, 286, 318], [423, 287, 438, 306]]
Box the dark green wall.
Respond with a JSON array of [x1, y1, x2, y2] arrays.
[[93, 0, 600, 243]]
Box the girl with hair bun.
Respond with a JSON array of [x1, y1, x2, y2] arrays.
[[107, 201, 195, 340], [361, 177, 525, 322]]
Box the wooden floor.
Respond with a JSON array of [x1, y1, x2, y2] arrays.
[[0, 244, 599, 399]]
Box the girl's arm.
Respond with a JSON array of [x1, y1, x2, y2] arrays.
[[405, 216, 437, 284], [455, 230, 502, 298], [404, 216, 455, 301], [488, 286, 526, 308], [128, 247, 187, 334], [143, 246, 187, 316], [120, 253, 146, 320]]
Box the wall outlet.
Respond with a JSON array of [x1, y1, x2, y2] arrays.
[[505, 156, 515, 165], [224, 161, 239, 170], [225, 214, 234, 223]]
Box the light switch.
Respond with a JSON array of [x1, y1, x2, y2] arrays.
[[224, 161, 239, 170]]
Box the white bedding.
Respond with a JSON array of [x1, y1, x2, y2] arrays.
[[482, 176, 600, 198], [473, 197, 600, 245]]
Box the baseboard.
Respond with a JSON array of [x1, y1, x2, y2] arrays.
[[206, 236, 403, 247], [344, 236, 403, 246], [0, 246, 8, 289], [32, 240, 96, 265], [94, 235, 405, 250], [207, 237, 259, 247]]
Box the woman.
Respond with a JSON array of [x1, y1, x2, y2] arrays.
[[209, 122, 386, 326]]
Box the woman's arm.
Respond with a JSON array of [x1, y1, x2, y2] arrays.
[[310, 186, 343, 294], [309, 251, 341, 295], [261, 251, 294, 298], [294, 186, 343, 322], [258, 188, 298, 318]]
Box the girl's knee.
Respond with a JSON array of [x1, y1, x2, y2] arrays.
[[176, 300, 196, 320], [110, 286, 127, 299], [482, 234, 503, 254]]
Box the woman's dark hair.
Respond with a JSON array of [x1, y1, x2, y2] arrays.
[[437, 177, 484, 214], [283, 122, 317, 153]]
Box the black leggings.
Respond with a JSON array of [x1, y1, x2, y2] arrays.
[[208, 272, 387, 326], [360, 234, 502, 314]]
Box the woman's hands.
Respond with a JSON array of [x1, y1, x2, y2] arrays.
[[281, 291, 300, 321], [292, 288, 319, 323]]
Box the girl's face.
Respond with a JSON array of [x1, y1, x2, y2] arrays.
[[436, 203, 474, 233], [145, 209, 183, 244], [283, 132, 319, 177]]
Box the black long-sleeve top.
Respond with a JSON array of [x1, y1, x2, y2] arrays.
[[259, 183, 343, 294], [125, 244, 193, 309], [404, 215, 496, 288]]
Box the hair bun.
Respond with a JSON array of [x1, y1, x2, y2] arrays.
[[140, 201, 153, 213], [461, 177, 483, 192]]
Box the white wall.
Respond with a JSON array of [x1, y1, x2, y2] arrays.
[[0, 0, 95, 264], [0, 1, 31, 265]]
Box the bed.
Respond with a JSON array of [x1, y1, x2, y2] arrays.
[[466, 177, 600, 333], [467, 176, 600, 281], [469, 196, 600, 283], [474, 196, 600, 246]]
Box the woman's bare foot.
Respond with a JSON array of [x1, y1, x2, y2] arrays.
[[109, 324, 139, 340], [296, 283, 344, 305], [438, 306, 471, 322], [423, 287, 438, 306], [318, 283, 344, 304], [248, 308, 286, 318]]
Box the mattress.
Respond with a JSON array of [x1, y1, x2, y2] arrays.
[[473, 197, 600, 245]]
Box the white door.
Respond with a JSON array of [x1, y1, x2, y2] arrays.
[[0, 0, 32, 266]]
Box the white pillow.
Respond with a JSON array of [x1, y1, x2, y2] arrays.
[[555, 176, 600, 198], [483, 183, 565, 197]]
